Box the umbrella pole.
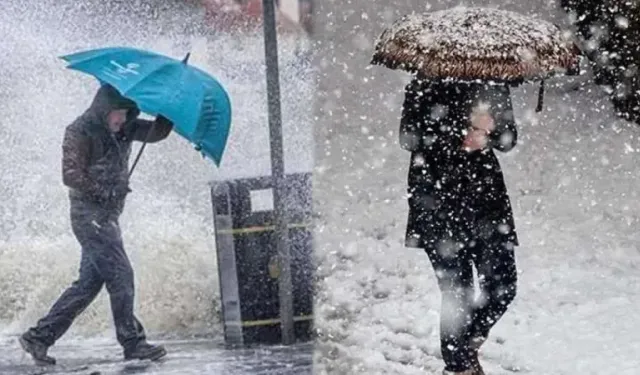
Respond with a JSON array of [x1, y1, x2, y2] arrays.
[[129, 141, 147, 178], [128, 123, 156, 178], [536, 80, 545, 112], [262, 0, 295, 345]]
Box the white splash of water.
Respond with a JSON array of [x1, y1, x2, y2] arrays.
[[0, 1, 314, 340]]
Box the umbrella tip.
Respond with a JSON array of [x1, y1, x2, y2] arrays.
[[182, 53, 191, 64]]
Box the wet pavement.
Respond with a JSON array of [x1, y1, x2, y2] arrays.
[[0, 336, 313, 374]]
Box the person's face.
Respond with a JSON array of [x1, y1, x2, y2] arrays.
[[107, 109, 128, 132]]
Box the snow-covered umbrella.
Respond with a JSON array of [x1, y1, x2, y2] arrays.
[[371, 7, 581, 84]]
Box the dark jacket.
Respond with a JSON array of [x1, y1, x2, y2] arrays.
[[400, 79, 519, 249], [62, 84, 173, 213]]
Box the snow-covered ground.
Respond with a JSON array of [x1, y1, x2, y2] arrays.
[[313, 82, 640, 375], [312, 1, 640, 374]]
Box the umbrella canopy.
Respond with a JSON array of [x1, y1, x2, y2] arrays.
[[60, 46, 232, 166], [371, 7, 582, 82]]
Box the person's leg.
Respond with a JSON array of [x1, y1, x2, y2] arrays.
[[80, 216, 141, 346], [465, 240, 517, 374], [469, 240, 518, 343], [21, 235, 104, 365], [23, 250, 104, 343], [425, 243, 476, 373], [80, 214, 164, 360]]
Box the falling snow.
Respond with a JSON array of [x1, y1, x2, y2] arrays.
[[1, 0, 640, 375], [314, 1, 640, 374]]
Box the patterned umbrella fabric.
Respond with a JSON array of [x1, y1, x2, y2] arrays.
[[371, 6, 582, 83]]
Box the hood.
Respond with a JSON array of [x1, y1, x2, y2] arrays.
[[87, 84, 141, 127]]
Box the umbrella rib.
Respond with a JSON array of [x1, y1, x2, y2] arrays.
[[62, 47, 166, 66], [117, 62, 182, 107]]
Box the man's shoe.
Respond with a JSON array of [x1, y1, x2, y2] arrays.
[[442, 370, 475, 375], [19, 333, 56, 366], [124, 341, 167, 361]]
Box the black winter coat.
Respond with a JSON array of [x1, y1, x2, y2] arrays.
[[62, 84, 174, 215], [400, 79, 519, 250]]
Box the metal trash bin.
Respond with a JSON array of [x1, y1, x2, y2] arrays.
[[210, 172, 314, 346]]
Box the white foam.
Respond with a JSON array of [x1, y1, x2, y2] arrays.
[[0, 1, 314, 339]]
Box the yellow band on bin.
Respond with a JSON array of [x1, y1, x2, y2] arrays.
[[217, 223, 311, 235]]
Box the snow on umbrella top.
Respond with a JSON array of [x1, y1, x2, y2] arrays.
[[371, 6, 582, 82]]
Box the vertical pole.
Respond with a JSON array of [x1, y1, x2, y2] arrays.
[[261, 0, 295, 345]]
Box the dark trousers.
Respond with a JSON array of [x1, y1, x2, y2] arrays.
[[425, 240, 517, 372], [25, 203, 146, 351]]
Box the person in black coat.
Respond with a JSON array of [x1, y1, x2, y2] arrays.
[[400, 77, 519, 375]]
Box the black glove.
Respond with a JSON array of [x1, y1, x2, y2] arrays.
[[156, 114, 173, 127]]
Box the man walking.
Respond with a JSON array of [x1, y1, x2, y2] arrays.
[[20, 84, 173, 365]]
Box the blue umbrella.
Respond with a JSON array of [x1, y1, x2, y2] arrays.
[[59, 46, 232, 168]]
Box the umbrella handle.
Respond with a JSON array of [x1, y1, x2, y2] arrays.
[[536, 80, 545, 112], [128, 122, 156, 178]]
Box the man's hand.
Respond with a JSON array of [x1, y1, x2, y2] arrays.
[[156, 114, 173, 124]]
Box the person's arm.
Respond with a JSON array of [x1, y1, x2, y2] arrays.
[[399, 81, 424, 152], [479, 85, 518, 153], [61, 126, 105, 199], [399, 81, 462, 153], [129, 115, 174, 143]]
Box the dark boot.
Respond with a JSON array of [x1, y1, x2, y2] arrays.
[[124, 341, 167, 361], [19, 333, 56, 366]]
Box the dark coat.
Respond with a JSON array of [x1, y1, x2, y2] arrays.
[[62, 84, 173, 214], [400, 78, 519, 250]]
